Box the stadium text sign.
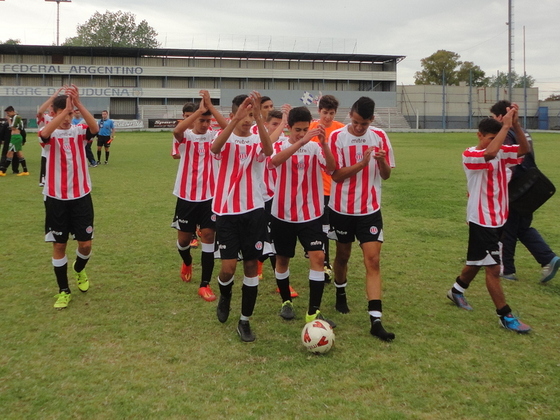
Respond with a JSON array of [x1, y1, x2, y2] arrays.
[[2, 64, 144, 75], [2, 87, 143, 97]]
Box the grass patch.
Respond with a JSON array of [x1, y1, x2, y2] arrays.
[[1, 131, 560, 419]]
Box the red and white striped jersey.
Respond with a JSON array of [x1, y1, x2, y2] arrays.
[[262, 134, 288, 202], [173, 129, 216, 202], [172, 127, 213, 156], [39, 124, 93, 200], [463, 145, 521, 227], [271, 139, 329, 222], [329, 125, 395, 215], [38, 114, 54, 158], [211, 133, 267, 215]]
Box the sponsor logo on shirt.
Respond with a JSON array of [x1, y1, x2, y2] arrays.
[[310, 240, 323, 246], [336, 230, 348, 235], [235, 139, 252, 145], [351, 138, 367, 144]]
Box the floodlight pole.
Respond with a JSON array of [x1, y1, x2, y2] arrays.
[[45, 0, 72, 46], [507, 0, 514, 102]]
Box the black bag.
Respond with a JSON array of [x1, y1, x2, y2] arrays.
[[508, 167, 556, 215]]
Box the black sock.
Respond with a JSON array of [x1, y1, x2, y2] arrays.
[[308, 280, 324, 315], [496, 305, 512, 317], [200, 251, 214, 287], [54, 263, 69, 292], [335, 283, 350, 313], [269, 255, 276, 271], [97, 151, 101, 161], [276, 276, 292, 303], [241, 284, 258, 317], [452, 276, 469, 294], [178, 247, 192, 266], [20, 159, 27, 172], [218, 279, 233, 297], [105, 151, 110, 162], [370, 316, 395, 342], [324, 240, 330, 266], [74, 255, 89, 273]]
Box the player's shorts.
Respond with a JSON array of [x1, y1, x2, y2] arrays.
[[8, 134, 23, 152], [270, 216, 326, 258], [97, 135, 112, 147], [466, 222, 502, 266], [215, 208, 266, 261], [328, 209, 384, 245], [171, 198, 216, 232], [45, 194, 94, 243]]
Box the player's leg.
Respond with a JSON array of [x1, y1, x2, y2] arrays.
[[270, 217, 297, 313], [171, 198, 195, 282], [69, 194, 94, 292], [104, 145, 110, 164], [198, 227, 216, 301], [16, 150, 28, 175], [215, 214, 241, 324]]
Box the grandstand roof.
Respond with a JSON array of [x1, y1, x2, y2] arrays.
[[0, 44, 405, 63]]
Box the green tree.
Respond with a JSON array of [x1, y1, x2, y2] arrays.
[[63, 10, 160, 48], [1, 39, 21, 45], [488, 71, 535, 88], [414, 50, 462, 85], [544, 94, 560, 101], [456, 61, 488, 87]]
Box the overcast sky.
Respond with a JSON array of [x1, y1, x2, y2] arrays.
[[1, 0, 559, 99]]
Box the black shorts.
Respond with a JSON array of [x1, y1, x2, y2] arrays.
[[97, 136, 112, 147], [466, 222, 502, 266], [270, 217, 326, 258], [215, 208, 266, 260], [171, 198, 216, 232], [328, 209, 384, 244], [45, 194, 94, 243]]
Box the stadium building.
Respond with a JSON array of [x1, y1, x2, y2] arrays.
[[0, 44, 406, 128]]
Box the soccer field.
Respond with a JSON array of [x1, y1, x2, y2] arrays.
[[1, 131, 559, 419]]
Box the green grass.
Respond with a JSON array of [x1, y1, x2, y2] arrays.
[[1, 131, 560, 419]]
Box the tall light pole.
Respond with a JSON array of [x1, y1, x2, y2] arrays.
[[45, 0, 72, 46], [507, 0, 514, 101]]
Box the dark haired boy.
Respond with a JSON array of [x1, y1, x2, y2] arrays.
[[0, 106, 28, 177], [310, 94, 345, 282], [329, 96, 396, 341], [39, 85, 99, 309], [268, 106, 336, 322], [490, 100, 560, 284], [211, 92, 273, 342], [171, 90, 227, 301], [447, 109, 532, 333]]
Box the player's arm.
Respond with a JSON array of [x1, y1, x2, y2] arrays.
[[251, 92, 273, 156], [374, 149, 391, 180], [173, 101, 208, 142], [484, 107, 514, 161], [269, 128, 316, 167], [316, 125, 336, 172], [332, 147, 375, 182], [510, 104, 529, 157], [36, 86, 65, 119], [68, 85, 98, 136], [211, 97, 252, 154], [40, 96, 74, 141], [200, 90, 228, 130]]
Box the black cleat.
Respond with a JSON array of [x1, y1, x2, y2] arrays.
[[216, 294, 231, 323], [370, 318, 395, 342], [237, 320, 255, 342]]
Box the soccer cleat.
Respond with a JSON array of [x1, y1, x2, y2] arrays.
[[305, 310, 336, 328], [180, 262, 192, 282], [190, 238, 199, 248], [499, 313, 531, 334], [216, 294, 231, 323], [104, 161, 108, 165], [279, 300, 295, 320], [198, 285, 216, 302], [323, 264, 333, 284], [500, 273, 518, 281], [72, 262, 90, 292], [237, 320, 255, 342], [0, 172, 6, 177], [257, 260, 263, 280], [447, 289, 473, 311], [16, 172, 30, 176], [540, 256, 560, 283], [276, 285, 299, 298], [53, 291, 72, 309], [96, 161, 101, 166]]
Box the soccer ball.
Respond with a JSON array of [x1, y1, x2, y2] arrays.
[[301, 319, 335, 354]]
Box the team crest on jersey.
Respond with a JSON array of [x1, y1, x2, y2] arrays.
[[211, 214, 217, 222], [297, 163, 306, 170], [255, 241, 263, 250], [238, 153, 248, 161], [355, 153, 363, 161], [86, 226, 93, 234], [370, 226, 379, 235], [63, 143, 72, 151], [198, 147, 206, 155]]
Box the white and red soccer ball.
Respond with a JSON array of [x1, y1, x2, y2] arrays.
[[301, 319, 335, 354]]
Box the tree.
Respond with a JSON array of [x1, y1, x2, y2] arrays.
[[456, 61, 489, 87], [1, 39, 21, 45], [63, 10, 160, 48], [414, 50, 462, 85], [544, 94, 560, 101], [488, 71, 535, 88]]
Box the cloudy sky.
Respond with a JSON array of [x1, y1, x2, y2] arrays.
[[1, 0, 559, 99]]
